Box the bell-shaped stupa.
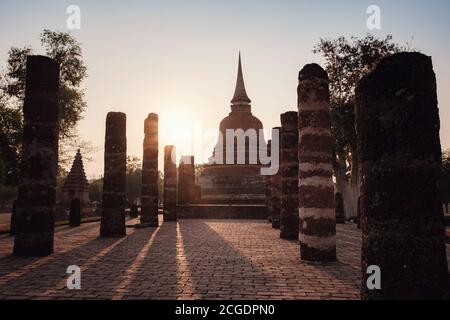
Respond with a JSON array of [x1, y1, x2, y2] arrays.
[[198, 54, 267, 204]]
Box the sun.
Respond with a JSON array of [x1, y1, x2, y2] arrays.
[[159, 109, 196, 161]]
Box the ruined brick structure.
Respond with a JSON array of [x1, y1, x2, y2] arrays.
[[271, 127, 282, 229], [266, 140, 272, 223], [10, 200, 17, 236], [178, 156, 196, 205], [69, 198, 81, 227], [140, 113, 159, 227], [297, 64, 336, 262], [130, 204, 139, 218], [100, 112, 127, 237], [163, 146, 177, 222], [13, 56, 60, 256], [335, 193, 345, 224], [198, 54, 266, 205], [356, 52, 449, 299], [280, 112, 299, 240], [62, 149, 90, 205]]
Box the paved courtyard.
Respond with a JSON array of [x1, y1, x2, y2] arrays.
[[0, 218, 449, 300]]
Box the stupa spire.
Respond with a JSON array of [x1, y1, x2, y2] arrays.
[[231, 52, 251, 105], [63, 149, 89, 192]]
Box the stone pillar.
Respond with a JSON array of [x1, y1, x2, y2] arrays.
[[178, 156, 195, 205], [280, 112, 299, 240], [357, 196, 361, 229], [266, 140, 272, 223], [335, 193, 345, 224], [163, 146, 177, 222], [100, 112, 127, 238], [141, 114, 159, 227], [298, 64, 336, 262], [13, 56, 59, 256], [271, 127, 282, 229], [10, 200, 17, 235], [69, 198, 81, 227], [356, 52, 449, 299], [130, 204, 138, 218]]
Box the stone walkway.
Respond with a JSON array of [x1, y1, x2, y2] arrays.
[[0, 218, 448, 300]]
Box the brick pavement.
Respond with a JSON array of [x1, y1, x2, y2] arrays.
[[0, 218, 448, 300]]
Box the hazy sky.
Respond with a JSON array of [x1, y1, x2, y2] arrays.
[[1, 0, 450, 178]]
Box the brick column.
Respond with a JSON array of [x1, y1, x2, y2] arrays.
[[356, 52, 449, 299], [266, 140, 272, 223], [10, 200, 17, 235], [100, 112, 127, 237], [335, 193, 345, 224], [163, 146, 177, 222], [69, 198, 81, 227], [141, 114, 159, 227], [178, 156, 195, 205], [13, 56, 60, 256], [298, 64, 336, 262], [129, 204, 139, 218], [271, 127, 282, 229], [280, 112, 299, 240]]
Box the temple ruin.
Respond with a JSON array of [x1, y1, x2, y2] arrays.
[[198, 54, 266, 206], [297, 64, 336, 262], [62, 149, 90, 205], [357, 52, 449, 299], [100, 112, 127, 238], [140, 113, 159, 227], [13, 56, 60, 256]]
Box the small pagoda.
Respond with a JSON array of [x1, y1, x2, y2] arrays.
[[62, 149, 90, 204]]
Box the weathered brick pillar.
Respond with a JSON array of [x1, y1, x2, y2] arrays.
[[280, 112, 299, 240], [356, 52, 449, 299], [178, 156, 195, 205], [13, 56, 59, 256], [356, 196, 361, 229], [266, 140, 272, 223], [100, 112, 127, 238], [298, 64, 336, 262], [10, 200, 17, 235], [129, 204, 138, 218], [335, 193, 345, 224], [271, 127, 282, 229], [69, 198, 81, 227], [141, 114, 159, 227], [164, 146, 177, 222]]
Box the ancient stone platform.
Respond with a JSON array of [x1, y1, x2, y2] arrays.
[[0, 218, 449, 300]]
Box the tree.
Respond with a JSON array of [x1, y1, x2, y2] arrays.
[[313, 34, 405, 219], [89, 178, 103, 204], [440, 149, 450, 214], [0, 74, 22, 186], [0, 29, 88, 181], [126, 156, 142, 206]]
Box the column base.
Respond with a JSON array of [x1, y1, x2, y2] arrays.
[[300, 243, 337, 262], [13, 232, 54, 257], [280, 232, 299, 240]]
